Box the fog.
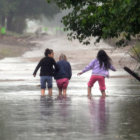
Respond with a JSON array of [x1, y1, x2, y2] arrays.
[[25, 10, 69, 35]]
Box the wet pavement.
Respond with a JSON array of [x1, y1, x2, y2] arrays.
[[0, 36, 140, 140]]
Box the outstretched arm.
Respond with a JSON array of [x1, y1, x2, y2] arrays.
[[78, 59, 96, 75], [110, 65, 116, 71]]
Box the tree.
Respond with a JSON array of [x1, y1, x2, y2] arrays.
[[0, 0, 59, 33], [49, 0, 140, 46]]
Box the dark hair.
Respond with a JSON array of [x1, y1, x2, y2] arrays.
[[44, 48, 51, 57], [49, 49, 54, 53], [97, 50, 112, 70]]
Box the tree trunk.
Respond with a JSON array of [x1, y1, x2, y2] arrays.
[[7, 14, 26, 33], [13, 17, 26, 33], [7, 14, 14, 31], [1, 16, 6, 26]]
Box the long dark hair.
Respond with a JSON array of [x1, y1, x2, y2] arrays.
[[97, 50, 112, 70]]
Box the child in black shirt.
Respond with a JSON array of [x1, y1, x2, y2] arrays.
[[33, 49, 58, 96]]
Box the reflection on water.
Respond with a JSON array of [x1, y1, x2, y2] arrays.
[[88, 97, 108, 134], [40, 96, 54, 117], [0, 84, 140, 140], [58, 97, 71, 121]]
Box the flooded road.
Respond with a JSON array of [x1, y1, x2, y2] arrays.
[[0, 35, 140, 140]]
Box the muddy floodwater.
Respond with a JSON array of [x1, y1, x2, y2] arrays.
[[0, 36, 140, 140]]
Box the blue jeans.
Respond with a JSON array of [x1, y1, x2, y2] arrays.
[[40, 76, 52, 89]]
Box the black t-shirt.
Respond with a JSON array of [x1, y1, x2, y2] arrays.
[[33, 57, 58, 76]]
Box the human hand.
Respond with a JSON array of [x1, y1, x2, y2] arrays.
[[77, 72, 83, 76], [33, 74, 36, 77]]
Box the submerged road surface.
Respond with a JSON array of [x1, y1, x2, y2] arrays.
[[0, 36, 140, 140]]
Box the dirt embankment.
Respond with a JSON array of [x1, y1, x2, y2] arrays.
[[0, 35, 37, 59]]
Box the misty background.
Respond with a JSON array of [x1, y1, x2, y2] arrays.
[[0, 0, 68, 35]]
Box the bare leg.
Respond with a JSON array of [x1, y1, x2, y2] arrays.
[[41, 89, 45, 96], [48, 88, 52, 96], [88, 87, 92, 98], [101, 90, 106, 97], [63, 89, 67, 98], [56, 89, 63, 100], [59, 88, 62, 96]]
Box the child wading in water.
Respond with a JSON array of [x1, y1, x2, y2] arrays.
[[78, 50, 116, 98], [33, 48, 58, 96], [54, 54, 72, 98]]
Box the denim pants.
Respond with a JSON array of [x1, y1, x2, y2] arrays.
[[40, 76, 52, 89]]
